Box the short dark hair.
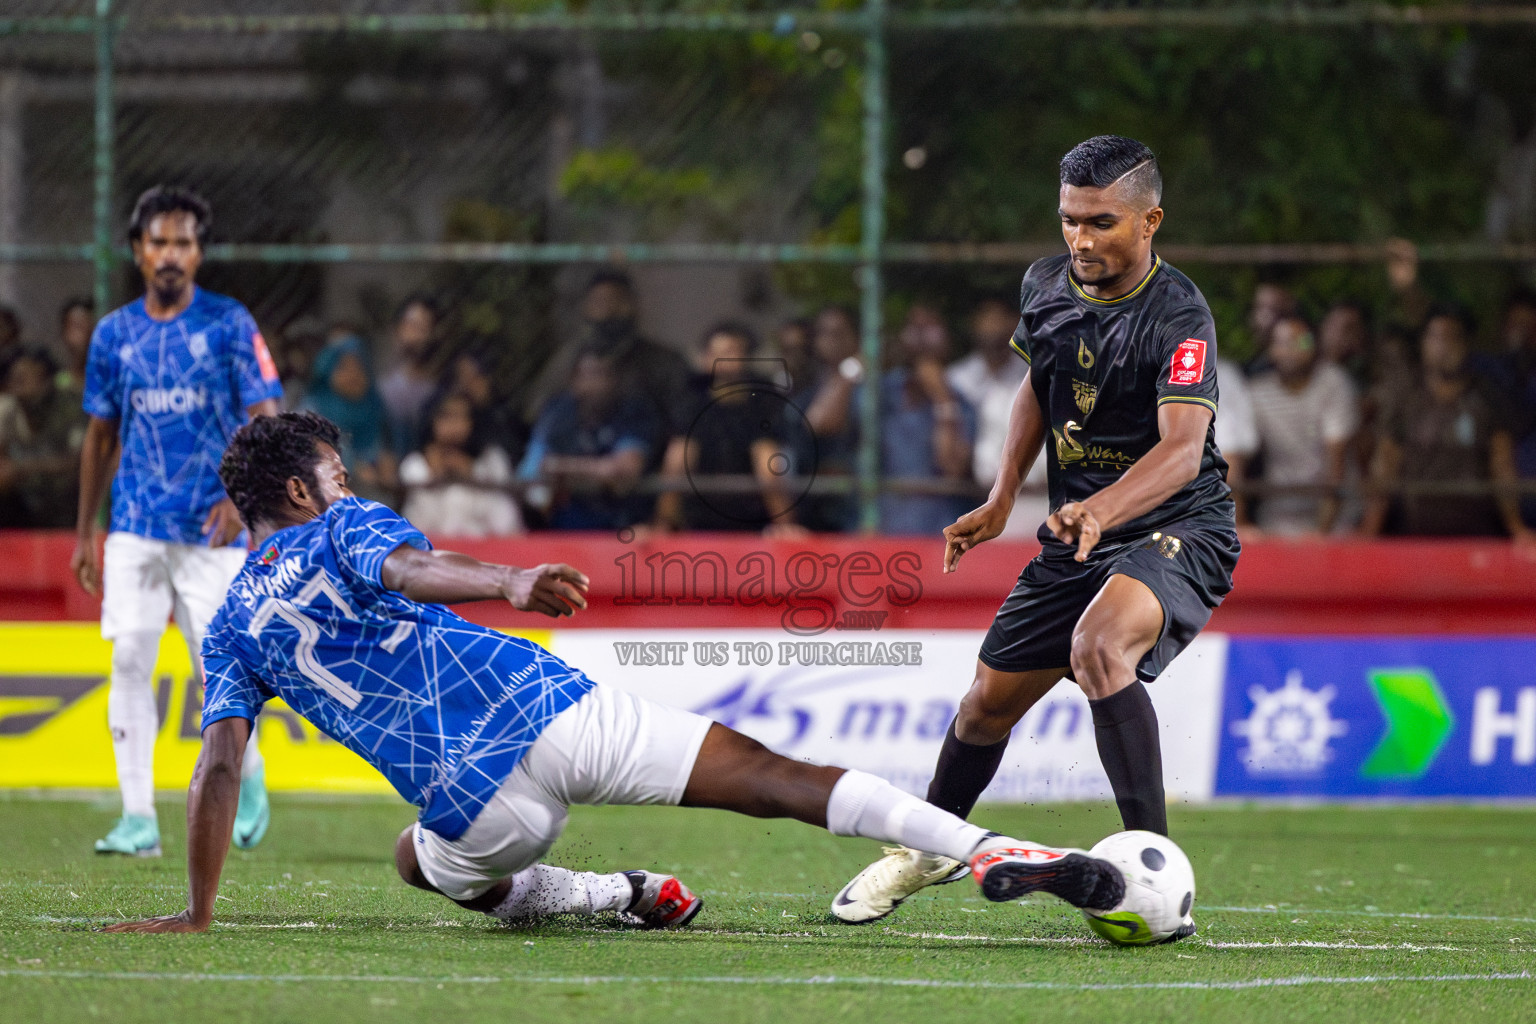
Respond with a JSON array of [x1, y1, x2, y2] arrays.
[[1060, 135, 1162, 208], [128, 185, 212, 245], [586, 267, 635, 296], [394, 292, 440, 325], [1423, 302, 1476, 341], [7, 345, 58, 378], [701, 320, 760, 354], [219, 412, 341, 529], [59, 296, 93, 323], [1505, 287, 1536, 313]]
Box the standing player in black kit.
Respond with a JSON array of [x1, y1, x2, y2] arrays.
[[832, 136, 1237, 934]]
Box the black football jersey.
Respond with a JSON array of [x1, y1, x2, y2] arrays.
[[1012, 253, 1232, 552]]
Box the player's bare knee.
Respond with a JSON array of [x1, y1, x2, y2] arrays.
[[393, 826, 432, 890], [1069, 632, 1124, 699], [956, 684, 1015, 745]]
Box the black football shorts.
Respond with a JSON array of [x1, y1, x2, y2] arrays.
[[977, 504, 1240, 682]]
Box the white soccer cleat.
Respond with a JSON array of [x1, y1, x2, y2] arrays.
[[968, 835, 1124, 910], [830, 846, 969, 924]]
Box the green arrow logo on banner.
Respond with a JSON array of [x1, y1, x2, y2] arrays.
[[1360, 668, 1454, 779]]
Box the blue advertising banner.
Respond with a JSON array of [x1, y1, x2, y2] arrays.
[[1216, 638, 1536, 798]]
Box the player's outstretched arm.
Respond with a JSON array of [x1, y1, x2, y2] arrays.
[[380, 544, 590, 618], [944, 370, 1046, 573], [1049, 402, 1210, 562], [104, 717, 248, 933]]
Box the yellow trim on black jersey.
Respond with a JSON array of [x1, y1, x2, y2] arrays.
[[1068, 253, 1162, 306], [1157, 394, 1217, 414], [1009, 336, 1031, 363]]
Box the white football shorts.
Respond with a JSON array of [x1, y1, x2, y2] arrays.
[[100, 531, 247, 642], [413, 683, 714, 901]]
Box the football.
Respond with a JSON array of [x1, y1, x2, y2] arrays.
[[1081, 830, 1196, 946]]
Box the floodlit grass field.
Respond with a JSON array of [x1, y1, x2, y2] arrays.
[[1, 794, 1532, 1023]]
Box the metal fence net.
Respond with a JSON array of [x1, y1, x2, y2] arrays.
[[3, 1, 1536, 526]]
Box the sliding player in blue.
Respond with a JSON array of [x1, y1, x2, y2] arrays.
[[106, 412, 1127, 933]]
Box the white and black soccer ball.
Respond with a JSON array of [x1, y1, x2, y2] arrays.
[[1080, 830, 1195, 946]]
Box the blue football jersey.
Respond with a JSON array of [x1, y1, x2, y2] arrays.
[[82, 288, 283, 545], [200, 498, 595, 839]]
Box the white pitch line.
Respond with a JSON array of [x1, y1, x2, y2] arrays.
[[0, 968, 1528, 992], [1203, 941, 1468, 952], [1205, 905, 1536, 925], [20, 918, 1501, 952]]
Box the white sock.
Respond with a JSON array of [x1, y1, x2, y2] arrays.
[[826, 769, 988, 863], [107, 631, 162, 820], [487, 864, 634, 922], [241, 719, 265, 780]]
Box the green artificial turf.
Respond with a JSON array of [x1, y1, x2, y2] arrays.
[[1, 793, 1532, 1023]]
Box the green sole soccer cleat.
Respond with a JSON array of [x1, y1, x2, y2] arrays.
[[233, 765, 271, 850], [94, 814, 161, 857]]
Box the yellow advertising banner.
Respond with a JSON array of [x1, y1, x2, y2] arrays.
[[0, 623, 550, 793]]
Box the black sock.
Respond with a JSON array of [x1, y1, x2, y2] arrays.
[[1089, 681, 1168, 836], [925, 719, 1010, 819]]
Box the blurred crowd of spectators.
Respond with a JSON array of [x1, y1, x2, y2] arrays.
[[4, 268, 1536, 540], [1222, 283, 1536, 543]]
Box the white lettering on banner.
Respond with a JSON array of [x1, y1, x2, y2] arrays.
[[552, 630, 1227, 803], [1470, 687, 1536, 765], [129, 387, 208, 414]]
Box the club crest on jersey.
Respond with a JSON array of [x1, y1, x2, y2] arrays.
[[1076, 338, 1095, 369], [1072, 379, 1098, 415], [1168, 339, 1207, 385], [1054, 420, 1086, 465], [188, 331, 209, 361]]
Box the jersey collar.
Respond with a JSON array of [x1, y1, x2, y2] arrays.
[[1068, 253, 1161, 306]]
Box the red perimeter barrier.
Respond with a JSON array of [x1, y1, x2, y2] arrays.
[[4, 531, 1536, 634]]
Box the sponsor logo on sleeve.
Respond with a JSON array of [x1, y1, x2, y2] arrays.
[[1168, 339, 1207, 386], [253, 331, 280, 383]]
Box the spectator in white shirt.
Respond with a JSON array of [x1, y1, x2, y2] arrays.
[[1214, 358, 1258, 528], [1249, 315, 1359, 535], [400, 391, 522, 537]]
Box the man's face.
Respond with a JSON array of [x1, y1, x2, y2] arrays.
[[582, 283, 636, 326], [5, 357, 52, 409], [1058, 181, 1162, 289], [304, 443, 354, 515], [900, 306, 949, 364], [571, 353, 618, 406], [61, 307, 93, 358], [813, 309, 858, 364], [133, 212, 202, 306], [700, 331, 750, 382], [1268, 318, 1317, 378], [1248, 284, 1295, 340], [1503, 302, 1536, 354], [970, 302, 1016, 357], [1421, 316, 1468, 377], [394, 303, 436, 361], [1319, 306, 1368, 364]]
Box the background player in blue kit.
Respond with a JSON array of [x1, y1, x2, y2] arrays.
[[104, 412, 1130, 933], [72, 186, 283, 857]]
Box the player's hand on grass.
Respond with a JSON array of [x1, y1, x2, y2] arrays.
[[504, 563, 590, 618], [70, 531, 103, 594], [201, 497, 245, 548], [103, 910, 207, 934], [942, 500, 1012, 573], [1048, 501, 1102, 563]]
